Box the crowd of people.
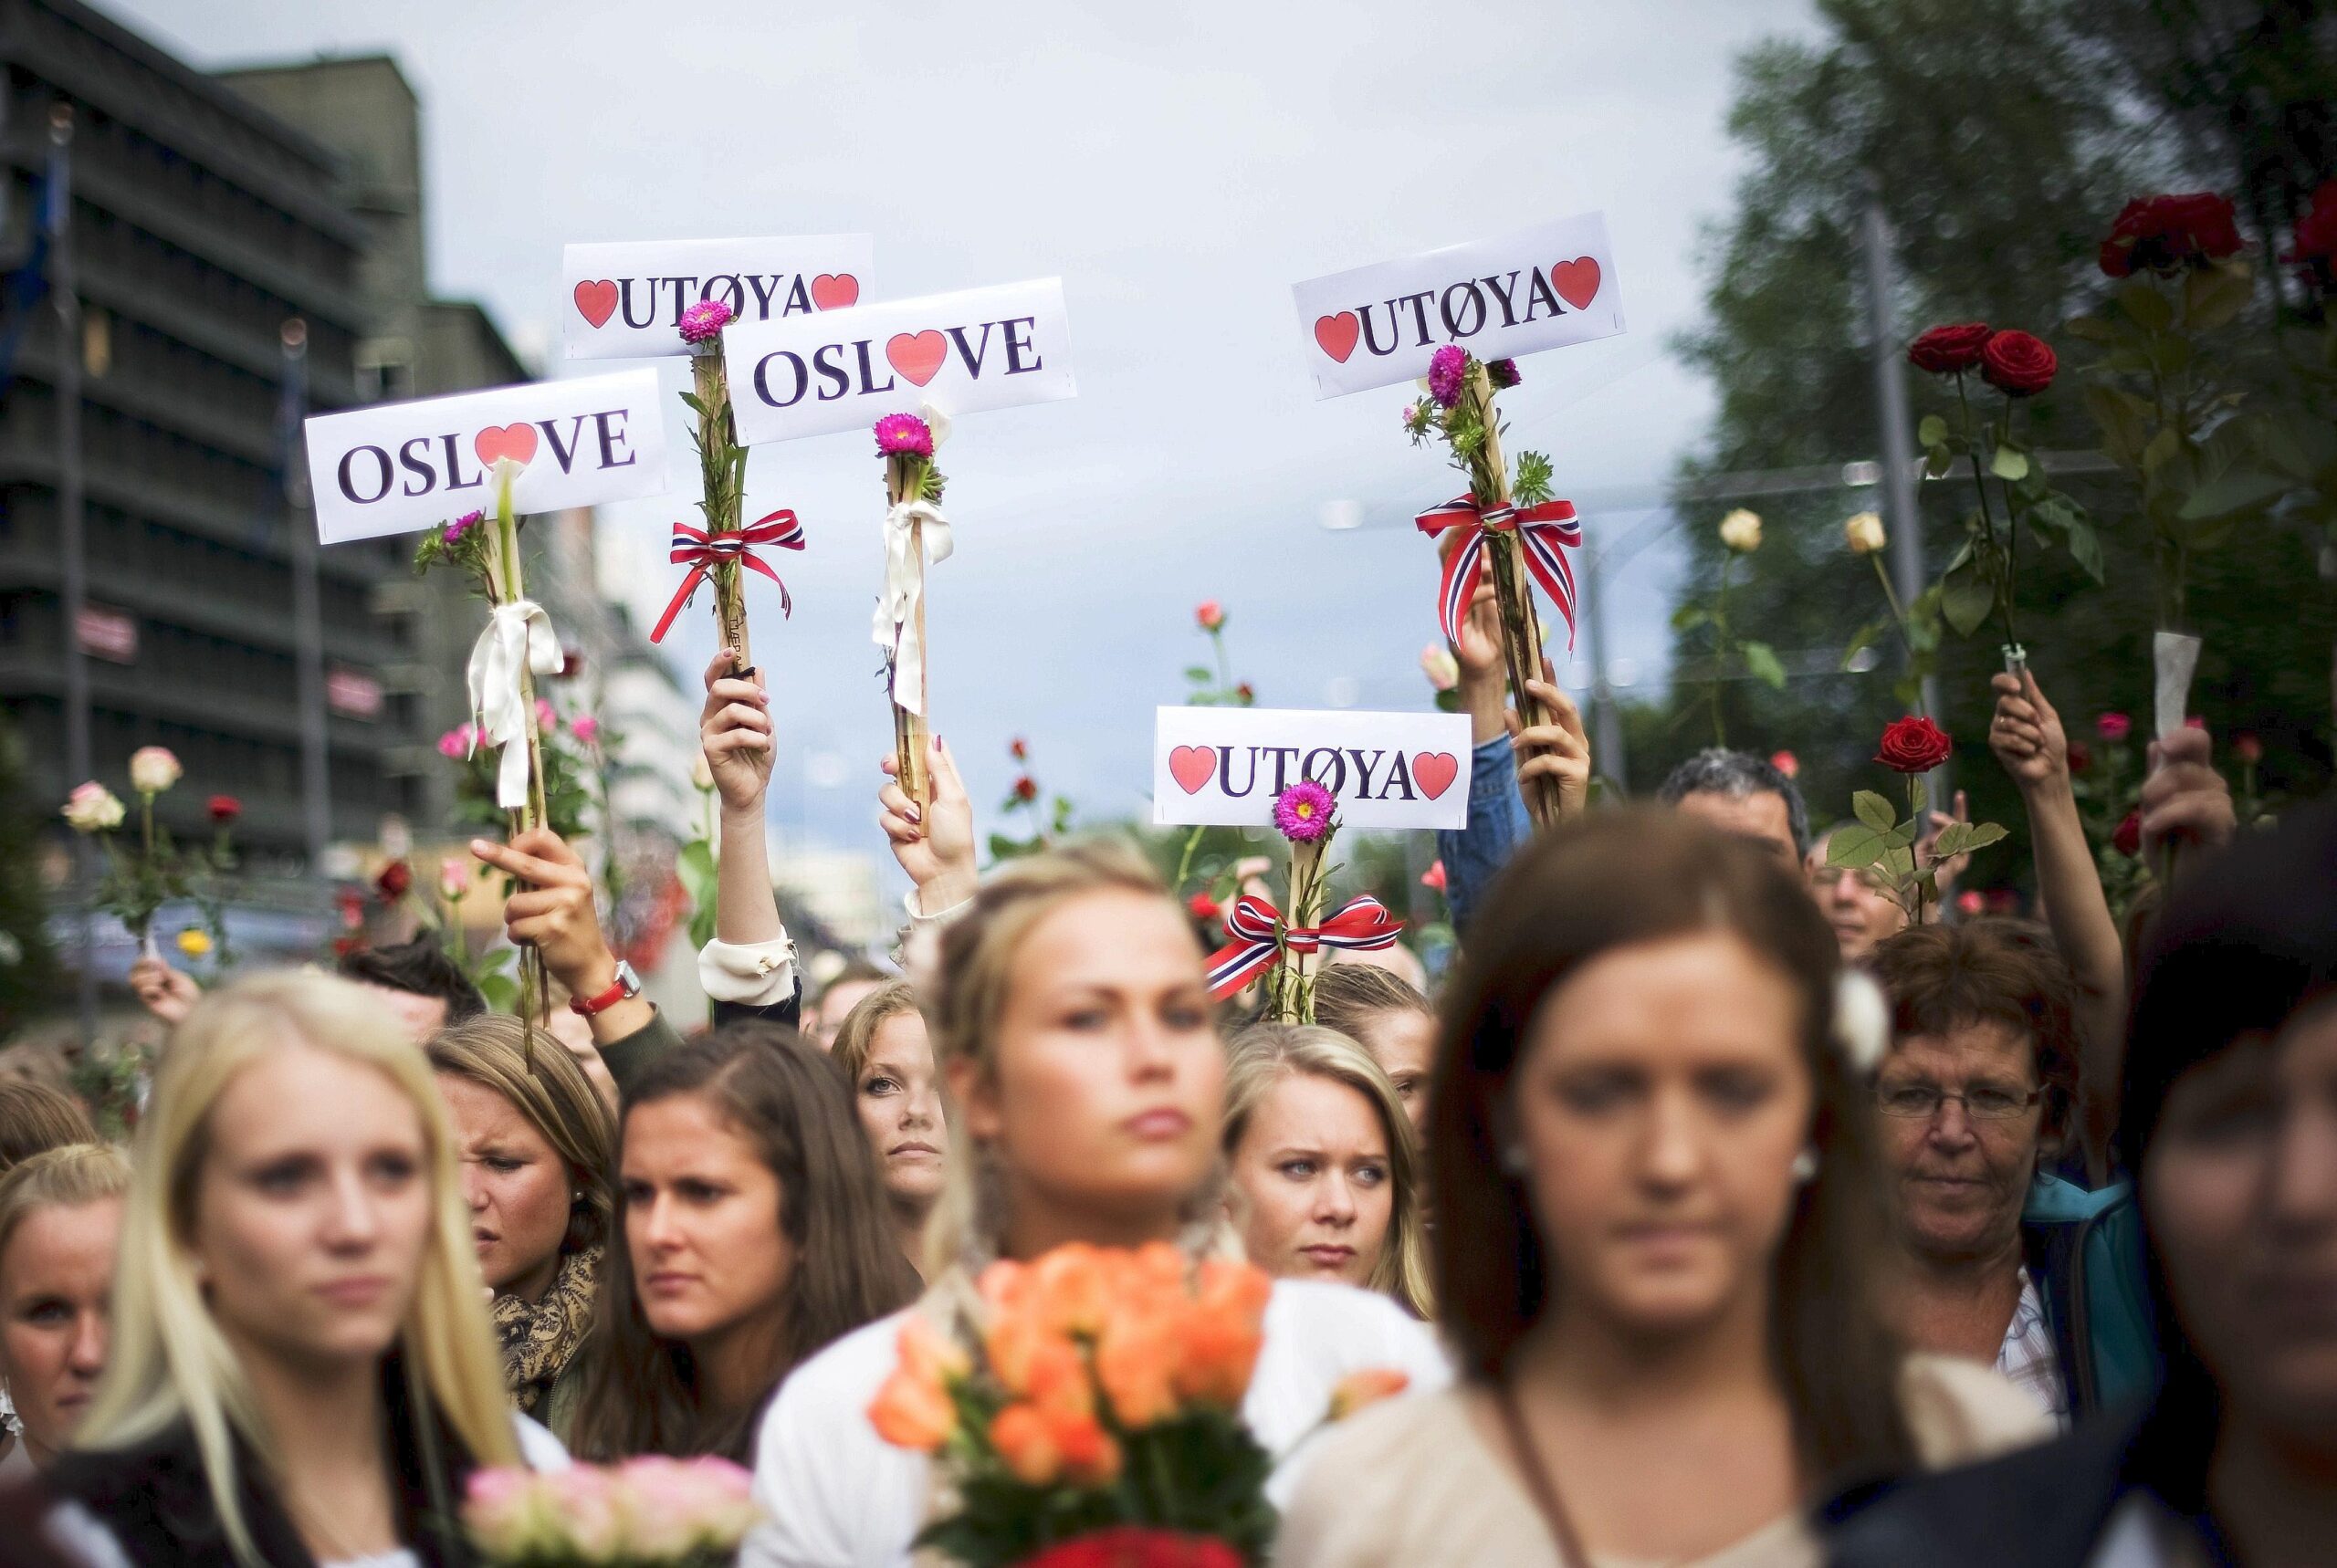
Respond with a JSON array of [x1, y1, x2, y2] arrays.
[[0, 612, 2327, 1568]]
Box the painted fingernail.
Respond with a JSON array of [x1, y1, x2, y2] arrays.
[[905, 806, 922, 824], [932, 736, 944, 753]]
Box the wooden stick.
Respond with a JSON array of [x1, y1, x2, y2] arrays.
[[1464, 368, 1563, 831], [693, 347, 752, 670], [492, 487, 547, 1070], [885, 454, 930, 807]]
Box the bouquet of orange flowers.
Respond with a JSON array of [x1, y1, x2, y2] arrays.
[[867, 1243, 1282, 1567]]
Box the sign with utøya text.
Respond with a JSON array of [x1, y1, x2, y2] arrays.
[[1152, 707, 1472, 831], [722, 278, 1076, 446], [561, 235, 874, 361], [1292, 211, 1626, 399], [304, 371, 671, 545]]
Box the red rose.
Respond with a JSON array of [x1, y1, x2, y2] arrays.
[[1010, 737, 1030, 761], [1187, 891, 1222, 923], [1012, 776, 1039, 804], [1906, 322, 1993, 374], [1955, 890, 1986, 917], [2066, 741, 2092, 775], [2286, 182, 2337, 293], [207, 794, 242, 824], [2096, 712, 2132, 742], [1876, 716, 1952, 774], [2112, 810, 2143, 858], [1019, 1529, 1243, 1568], [1768, 749, 1799, 779], [2235, 732, 2264, 764], [374, 860, 413, 902], [1194, 601, 1225, 633], [1980, 330, 2057, 397], [2100, 192, 2244, 277]]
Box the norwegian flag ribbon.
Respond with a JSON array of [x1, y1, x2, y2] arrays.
[[1415, 493, 1582, 652], [649, 508, 806, 644], [1204, 893, 1405, 1000]]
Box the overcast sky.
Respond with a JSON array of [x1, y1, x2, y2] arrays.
[[116, 0, 1821, 879]]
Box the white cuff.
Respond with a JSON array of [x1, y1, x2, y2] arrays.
[[697, 934, 799, 1008], [904, 887, 972, 932]]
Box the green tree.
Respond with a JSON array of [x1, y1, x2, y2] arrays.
[[1660, 0, 2333, 885], [0, 710, 61, 1040]]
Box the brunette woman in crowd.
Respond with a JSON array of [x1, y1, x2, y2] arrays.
[[566, 1025, 917, 1464], [426, 1014, 617, 1439], [743, 838, 1450, 1568], [1279, 810, 2047, 1568], [0, 1084, 96, 1178], [34, 972, 558, 1568], [0, 1145, 129, 1479], [1313, 965, 1439, 1138], [830, 983, 949, 1271], [1221, 1023, 1432, 1317]]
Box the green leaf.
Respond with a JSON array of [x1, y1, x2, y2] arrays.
[[2182, 259, 2252, 333], [1916, 414, 1949, 447], [2115, 278, 2175, 333], [2177, 464, 2291, 522], [2060, 515, 2107, 583], [2063, 315, 2116, 343], [678, 391, 707, 417], [1990, 445, 2029, 482], [1840, 618, 1888, 672], [1940, 560, 1996, 637], [2259, 407, 2337, 482], [1184, 665, 1214, 684], [2142, 426, 2183, 481], [1852, 790, 1898, 833], [1827, 825, 1888, 870], [2081, 382, 2154, 467], [1739, 639, 1787, 689], [1881, 844, 1918, 881], [1671, 602, 1710, 633], [1924, 444, 1954, 479]]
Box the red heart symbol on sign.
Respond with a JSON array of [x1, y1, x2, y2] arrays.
[[474, 423, 539, 469], [886, 330, 948, 387], [1550, 257, 1602, 310], [1314, 311, 1361, 363], [810, 273, 860, 310], [1411, 751, 1460, 800], [1168, 746, 1218, 795], [573, 280, 618, 329]]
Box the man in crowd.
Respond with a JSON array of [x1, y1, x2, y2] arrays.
[[1865, 922, 2154, 1426], [131, 935, 482, 1040]]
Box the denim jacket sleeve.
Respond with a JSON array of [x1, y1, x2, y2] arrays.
[[1436, 735, 1530, 937]]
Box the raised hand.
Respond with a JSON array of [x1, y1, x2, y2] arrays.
[[1988, 669, 2068, 792], [471, 827, 618, 1000], [698, 648, 773, 813], [1507, 659, 1591, 821], [881, 737, 978, 915], [2140, 726, 2236, 863], [129, 956, 200, 1026]]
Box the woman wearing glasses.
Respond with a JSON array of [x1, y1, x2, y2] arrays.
[[1865, 924, 2154, 1429]]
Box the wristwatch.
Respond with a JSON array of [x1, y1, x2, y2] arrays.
[[570, 959, 643, 1017]]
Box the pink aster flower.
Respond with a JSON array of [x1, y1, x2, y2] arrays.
[[678, 298, 735, 345], [874, 413, 935, 458], [444, 509, 484, 544], [1427, 345, 1467, 408], [1273, 780, 1336, 843]]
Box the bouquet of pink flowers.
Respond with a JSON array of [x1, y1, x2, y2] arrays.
[[461, 1457, 760, 1567]]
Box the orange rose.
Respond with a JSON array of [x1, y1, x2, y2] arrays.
[[1195, 1258, 1273, 1320], [1023, 1333, 1095, 1419], [1028, 1244, 1111, 1336], [868, 1364, 956, 1452], [1095, 1308, 1180, 1429], [1046, 1406, 1122, 1487], [990, 1316, 1091, 1416], [898, 1315, 970, 1386], [1169, 1307, 1263, 1409], [977, 1259, 1030, 1315], [1327, 1367, 1411, 1422], [990, 1403, 1062, 1484]]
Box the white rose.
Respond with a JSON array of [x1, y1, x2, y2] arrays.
[[1718, 508, 1763, 553], [1419, 644, 1460, 693], [690, 749, 716, 791], [128, 746, 182, 796], [1844, 510, 1887, 556], [62, 781, 125, 833]]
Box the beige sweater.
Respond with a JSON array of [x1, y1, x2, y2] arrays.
[[1274, 1355, 2050, 1568]]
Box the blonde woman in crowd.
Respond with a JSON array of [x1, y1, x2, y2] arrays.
[[30, 971, 561, 1568], [830, 982, 949, 1272], [0, 1145, 129, 1479], [1221, 1024, 1432, 1318]]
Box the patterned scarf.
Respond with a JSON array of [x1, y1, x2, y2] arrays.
[[489, 1243, 602, 1415]]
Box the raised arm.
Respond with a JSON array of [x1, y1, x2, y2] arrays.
[[1989, 669, 2122, 1176], [1435, 582, 1532, 936], [697, 648, 802, 1023], [879, 736, 977, 926]]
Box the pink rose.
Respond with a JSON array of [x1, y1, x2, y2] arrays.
[[570, 714, 600, 745]]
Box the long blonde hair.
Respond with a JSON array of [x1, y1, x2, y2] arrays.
[[1222, 1024, 1434, 1318], [920, 840, 1216, 1278], [76, 970, 518, 1565]]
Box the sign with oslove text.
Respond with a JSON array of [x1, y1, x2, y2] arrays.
[[561, 235, 874, 361], [1152, 707, 1472, 831], [304, 371, 670, 545], [1292, 211, 1625, 398], [722, 278, 1076, 446]]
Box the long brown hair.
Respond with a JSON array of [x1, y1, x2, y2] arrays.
[[569, 1022, 917, 1461], [1429, 807, 1913, 1484], [425, 1013, 617, 1259]]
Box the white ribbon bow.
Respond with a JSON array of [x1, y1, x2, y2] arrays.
[[873, 500, 953, 716], [466, 599, 563, 809]]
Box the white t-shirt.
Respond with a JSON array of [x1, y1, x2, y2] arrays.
[[741, 1278, 1451, 1568]]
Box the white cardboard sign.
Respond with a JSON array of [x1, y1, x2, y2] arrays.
[[722, 278, 1076, 446], [561, 235, 874, 361], [1152, 707, 1472, 831], [304, 371, 670, 545], [1291, 211, 1626, 398]]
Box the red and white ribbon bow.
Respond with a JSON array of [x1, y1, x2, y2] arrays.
[[1415, 493, 1582, 651], [1204, 893, 1404, 999], [649, 508, 806, 643]]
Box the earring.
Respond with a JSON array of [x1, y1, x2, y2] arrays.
[[1791, 1147, 1819, 1185], [1501, 1144, 1529, 1176]]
